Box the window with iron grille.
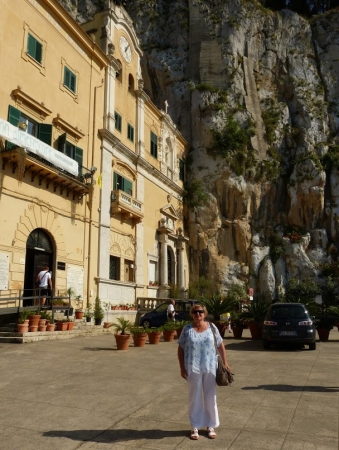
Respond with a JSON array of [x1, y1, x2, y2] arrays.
[[109, 256, 120, 280]]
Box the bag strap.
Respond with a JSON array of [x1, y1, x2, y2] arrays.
[[210, 323, 221, 356]]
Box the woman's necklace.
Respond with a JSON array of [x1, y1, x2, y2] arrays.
[[195, 321, 205, 331]]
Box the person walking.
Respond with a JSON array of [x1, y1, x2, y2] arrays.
[[177, 303, 230, 440], [36, 265, 52, 306], [167, 299, 176, 322]]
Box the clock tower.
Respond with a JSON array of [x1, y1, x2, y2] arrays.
[[81, 2, 189, 305]]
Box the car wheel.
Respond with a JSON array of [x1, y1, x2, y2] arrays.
[[142, 320, 151, 329], [263, 339, 270, 350], [309, 342, 316, 350]]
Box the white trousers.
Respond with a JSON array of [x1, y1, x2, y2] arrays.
[[187, 372, 220, 429]]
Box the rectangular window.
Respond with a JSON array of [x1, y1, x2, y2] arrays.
[[115, 112, 122, 132], [109, 256, 120, 280], [113, 172, 132, 196], [58, 133, 83, 176], [63, 67, 77, 93], [124, 260, 134, 282], [27, 33, 42, 64], [179, 159, 185, 182], [127, 123, 134, 142], [150, 131, 158, 159], [6, 105, 52, 149]]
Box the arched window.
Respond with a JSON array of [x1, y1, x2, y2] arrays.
[[128, 74, 134, 93]]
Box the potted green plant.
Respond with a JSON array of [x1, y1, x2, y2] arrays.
[[56, 319, 69, 331], [201, 293, 238, 337], [162, 321, 177, 342], [130, 326, 148, 347], [84, 302, 93, 322], [28, 310, 41, 328], [17, 310, 30, 332], [145, 326, 163, 344], [46, 318, 55, 331], [110, 317, 132, 350], [231, 313, 246, 339], [240, 301, 269, 339], [74, 295, 84, 319], [93, 297, 104, 325], [103, 302, 112, 328]]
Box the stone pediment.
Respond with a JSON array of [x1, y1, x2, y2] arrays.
[[160, 204, 178, 221]]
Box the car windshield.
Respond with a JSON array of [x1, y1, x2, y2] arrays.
[[271, 305, 308, 319]]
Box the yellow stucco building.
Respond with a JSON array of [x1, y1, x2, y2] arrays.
[[0, 0, 189, 311]]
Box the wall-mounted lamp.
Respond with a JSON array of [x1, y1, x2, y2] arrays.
[[18, 121, 27, 131], [130, 263, 134, 269]]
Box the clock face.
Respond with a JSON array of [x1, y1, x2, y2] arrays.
[[119, 36, 132, 63]]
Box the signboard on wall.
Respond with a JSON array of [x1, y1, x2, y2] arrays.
[[0, 253, 10, 290], [67, 265, 84, 299]]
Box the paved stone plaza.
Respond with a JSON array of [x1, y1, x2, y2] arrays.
[[0, 330, 339, 449]]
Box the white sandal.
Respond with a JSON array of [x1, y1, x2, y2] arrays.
[[207, 427, 217, 439], [191, 428, 199, 440]]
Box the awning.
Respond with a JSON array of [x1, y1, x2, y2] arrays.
[[0, 118, 78, 176]]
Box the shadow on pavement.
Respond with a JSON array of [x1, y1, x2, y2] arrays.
[[242, 384, 339, 393], [44, 429, 188, 442], [225, 341, 313, 352]]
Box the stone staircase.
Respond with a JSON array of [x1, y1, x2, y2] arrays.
[[0, 320, 113, 344]]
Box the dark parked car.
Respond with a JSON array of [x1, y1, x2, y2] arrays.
[[139, 300, 197, 328], [262, 303, 316, 350]]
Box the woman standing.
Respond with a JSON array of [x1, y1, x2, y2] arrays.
[[177, 304, 230, 440]]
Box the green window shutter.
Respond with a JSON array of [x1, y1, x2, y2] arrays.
[[8, 105, 21, 126], [27, 34, 35, 58], [113, 172, 118, 190], [151, 132, 158, 158], [58, 133, 67, 154], [124, 179, 132, 196], [35, 40, 42, 63], [64, 67, 70, 88], [6, 106, 21, 150], [70, 73, 76, 93], [74, 147, 83, 176], [38, 124, 52, 145]]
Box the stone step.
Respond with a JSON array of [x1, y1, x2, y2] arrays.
[[0, 327, 113, 343]]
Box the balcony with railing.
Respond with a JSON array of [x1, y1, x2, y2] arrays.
[[111, 189, 144, 222], [1, 146, 94, 201]]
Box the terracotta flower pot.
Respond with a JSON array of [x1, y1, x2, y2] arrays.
[[39, 319, 46, 326], [75, 311, 83, 320], [247, 322, 263, 340], [163, 330, 176, 342], [56, 322, 68, 331], [132, 333, 147, 347], [29, 315, 41, 327], [147, 331, 162, 345], [115, 334, 131, 350], [17, 323, 29, 333], [232, 327, 244, 339], [46, 323, 55, 331], [317, 328, 330, 342], [67, 322, 74, 331], [29, 325, 38, 332], [103, 322, 111, 329]]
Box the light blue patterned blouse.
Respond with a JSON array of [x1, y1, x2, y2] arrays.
[[178, 322, 222, 376]]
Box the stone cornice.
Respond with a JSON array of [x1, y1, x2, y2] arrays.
[[98, 128, 185, 197]]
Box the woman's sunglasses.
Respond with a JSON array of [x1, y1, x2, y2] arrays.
[[192, 310, 204, 315]]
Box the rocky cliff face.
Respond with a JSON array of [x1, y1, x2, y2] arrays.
[[61, 0, 339, 299]]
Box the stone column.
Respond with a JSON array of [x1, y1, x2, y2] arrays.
[[158, 219, 169, 297], [176, 227, 186, 299]]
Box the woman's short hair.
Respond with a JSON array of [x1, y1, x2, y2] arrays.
[[190, 303, 208, 316]]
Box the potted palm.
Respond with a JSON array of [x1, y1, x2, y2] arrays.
[[201, 293, 238, 337], [240, 301, 269, 339], [74, 295, 84, 320], [174, 319, 191, 339], [231, 312, 246, 339], [93, 297, 104, 325], [130, 326, 148, 347], [17, 310, 30, 332], [84, 303, 93, 323], [110, 317, 132, 350]]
